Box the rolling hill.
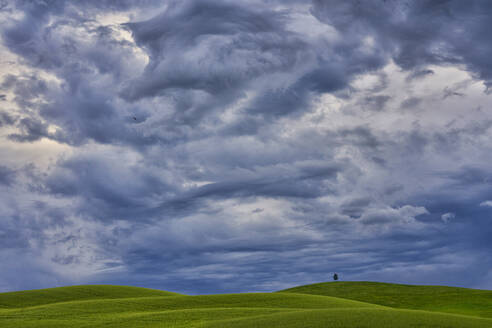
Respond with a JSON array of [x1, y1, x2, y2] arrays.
[[0, 285, 180, 308], [280, 281, 492, 319], [0, 282, 491, 327]]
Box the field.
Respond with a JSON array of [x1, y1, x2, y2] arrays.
[[0, 282, 491, 327]]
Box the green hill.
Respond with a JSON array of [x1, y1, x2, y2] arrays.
[[280, 281, 492, 318], [0, 285, 179, 308], [201, 308, 492, 328], [1, 283, 491, 327]]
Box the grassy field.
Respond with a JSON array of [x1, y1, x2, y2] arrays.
[[0, 285, 180, 308], [0, 282, 491, 327], [280, 281, 492, 319]]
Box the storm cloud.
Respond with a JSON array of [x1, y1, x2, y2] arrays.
[[1, 0, 492, 294]]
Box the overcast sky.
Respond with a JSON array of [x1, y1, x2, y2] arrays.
[[1, 0, 492, 294]]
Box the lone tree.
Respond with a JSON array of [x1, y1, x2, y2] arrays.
[[333, 273, 338, 281]]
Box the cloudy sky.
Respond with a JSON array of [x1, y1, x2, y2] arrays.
[[1, 0, 492, 294]]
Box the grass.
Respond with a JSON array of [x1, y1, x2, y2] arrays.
[[200, 308, 492, 328], [0, 285, 179, 308], [280, 281, 492, 318], [0, 282, 491, 327]]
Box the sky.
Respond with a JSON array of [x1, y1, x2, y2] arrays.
[[1, 0, 492, 294]]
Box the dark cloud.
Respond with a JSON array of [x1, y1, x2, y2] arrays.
[[122, 0, 303, 106], [0, 165, 15, 186], [443, 86, 465, 99], [400, 97, 421, 109], [311, 0, 492, 89], [42, 154, 179, 222], [8, 117, 49, 142], [406, 68, 434, 81], [1, 0, 492, 293], [185, 162, 341, 200], [360, 95, 391, 112], [340, 197, 372, 218], [445, 166, 492, 187], [0, 111, 16, 127]]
